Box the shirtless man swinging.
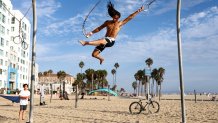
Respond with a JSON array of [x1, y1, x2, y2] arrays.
[[80, 1, 144, 64]]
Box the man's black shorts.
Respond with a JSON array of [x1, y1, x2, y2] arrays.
[[20, 105, 27, 110], [95, 37, 115, 52]]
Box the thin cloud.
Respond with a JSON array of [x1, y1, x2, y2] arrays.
[[43, 14, 83, 35], [154, 0, 208, 15], [12, 0, 61, 20], [182, 6, 218, 39], [103, 6, 218, 66]]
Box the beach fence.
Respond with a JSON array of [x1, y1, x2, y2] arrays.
[[160, 94, 217, 102]]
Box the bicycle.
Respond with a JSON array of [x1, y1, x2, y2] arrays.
[[129, 96, 160, 114]]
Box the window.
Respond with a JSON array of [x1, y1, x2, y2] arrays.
[[0, 49, 3, 56], [11, 36, 14, 42], [2, 3, 6, 12], [2, 14, 5, 23], [0, 25, 5, 34], [0, 69, 2, 75], [0, 37, 4, 46], [10, 46, 13, 50], [24, 24, 27, 30], [11, 27, 14, 31], [23, 32, 26, 39], [11, 17, 15, 24], [21, 50, 26, 58], [0, 59, 3, 65], [0, 0, 2, 8], [0, 80, 2, 87], [2, 26, 5, 34]]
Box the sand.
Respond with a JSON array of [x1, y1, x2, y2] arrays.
[[0, 94, 217, 123]]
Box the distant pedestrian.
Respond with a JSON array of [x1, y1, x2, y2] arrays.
[[19, 84, 30, 121], [80, 88, 85, 99]]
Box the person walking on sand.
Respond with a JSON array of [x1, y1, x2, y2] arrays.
[[79, 1, 144, 64], [19, 84, 30, 121]]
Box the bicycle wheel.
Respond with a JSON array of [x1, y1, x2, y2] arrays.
[[129, 102, 142, 114], [148, 101, 160, 114]]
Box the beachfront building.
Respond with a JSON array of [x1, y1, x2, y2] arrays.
[[38, 73, 75, 85], [0, 0, 38, 93], [38, 74, 75, 94]]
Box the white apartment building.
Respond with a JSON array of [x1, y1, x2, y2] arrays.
[[0, 0, 38, 93]]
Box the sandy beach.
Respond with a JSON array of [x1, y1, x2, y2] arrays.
[[0, 94, 217, 123]]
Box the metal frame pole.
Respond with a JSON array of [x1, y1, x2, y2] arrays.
[[176, 0, 186, 122], [29, 0, 37, 122]]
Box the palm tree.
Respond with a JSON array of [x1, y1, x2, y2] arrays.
[[111, 69, 116, 86], [151, 68, 158, 96], [57, 70, 66, 99], [94, 70, 101, 89], [134, 72, 139, 96], [43, 71, 48, 82], [137, 70, 145, 96], [132, 81, 137, 94], [38, 72, 43, 83], [48, 69, 53, 74], [57, 70, 66, 83], [152, 67, 165, 100], [98, 70, 108, 88], [101, 70, 108, 88], [142, 74, 148, 96], [114, 62, 119, 85], [43, 71, 48, 76], [145, 58, 153, 67], [79, 61, 85, 73], [157, 67, 165, 100], [48, 69, 53, 83], [85, 68, 95, 91], [74, 73, 86, 89]]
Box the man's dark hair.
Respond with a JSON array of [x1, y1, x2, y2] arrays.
[[107, 1, 121, 18], [23, 84, 28, 88]]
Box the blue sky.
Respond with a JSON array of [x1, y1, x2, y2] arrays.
[[11, 0, 218, 93]]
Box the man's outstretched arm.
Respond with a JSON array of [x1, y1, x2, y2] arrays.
[[120, 6, 144, 26], [86, 21, 108, 37]]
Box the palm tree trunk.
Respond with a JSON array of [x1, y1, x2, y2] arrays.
[[159, 84, 161, 101], [141, 83, 143, 96], [156, 83, 158, 97], [152, 79, 154, 96], [113, 75, 114, 86], [92, 73, 94, 91], [138, 81, 141, 96], [115, 70, 117, 85], [135, 88, 137, 95], [144, 82, 147, 97]]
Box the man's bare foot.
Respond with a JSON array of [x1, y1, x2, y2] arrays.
[[100, 59, 104, 65], [79, 40, 86, 46]]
